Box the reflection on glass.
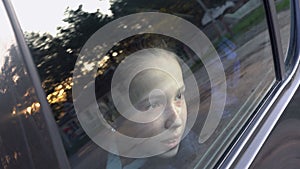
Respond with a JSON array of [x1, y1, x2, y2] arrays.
[[14, 0, 276, 168], [275, 0, 291, 57], [274, 0, 293, 75], [0, 3, 60, 169], [97, 49, 191, 168]]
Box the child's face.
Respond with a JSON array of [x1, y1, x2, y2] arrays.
[[117, 55, 187, 158]]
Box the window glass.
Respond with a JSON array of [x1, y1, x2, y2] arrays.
[[13, 0, 276, 168], [0, 3, 60, 169], [275, 0, 291, 58], [274, 0, 294, 76], [274, 0, 293, 76]]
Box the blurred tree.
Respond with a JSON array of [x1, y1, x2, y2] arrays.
[[110, 0, 204, 27], [25, 5, 113, 95], [23, 0, 235, 121], [0, 45, 36, 112], [25, 0, 233, 95]]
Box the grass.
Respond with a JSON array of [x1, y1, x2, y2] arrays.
[[231, 5, 265, 35], [276, 0, 290, 12], [228, 0, 290, 39]]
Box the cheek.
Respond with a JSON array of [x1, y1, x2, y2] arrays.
[[172, 97, 186, 110], [116, 117, 165, 138], [129, 122, 164, 138], [174, 99, 183, 107]]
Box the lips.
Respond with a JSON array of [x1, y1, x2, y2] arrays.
[[161, 136, 181, 149]]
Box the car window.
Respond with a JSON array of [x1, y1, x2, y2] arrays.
[[12, 0, 277, 168], [0, 2, 61, 169]]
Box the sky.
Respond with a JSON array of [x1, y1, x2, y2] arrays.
[[11, 0, 113, 35]]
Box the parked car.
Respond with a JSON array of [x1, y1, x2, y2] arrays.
[[0, 0, 299, 168]]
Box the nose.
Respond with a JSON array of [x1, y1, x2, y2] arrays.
[[164, 104, 183, 129]]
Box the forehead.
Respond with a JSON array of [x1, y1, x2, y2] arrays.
[[129, 49, 183, 81], [131, 68, 182, 87]]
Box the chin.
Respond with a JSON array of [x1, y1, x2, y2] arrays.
[[158, 144, 180, 158]]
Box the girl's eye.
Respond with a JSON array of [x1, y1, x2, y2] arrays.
[[175, 92, 183, 100]]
